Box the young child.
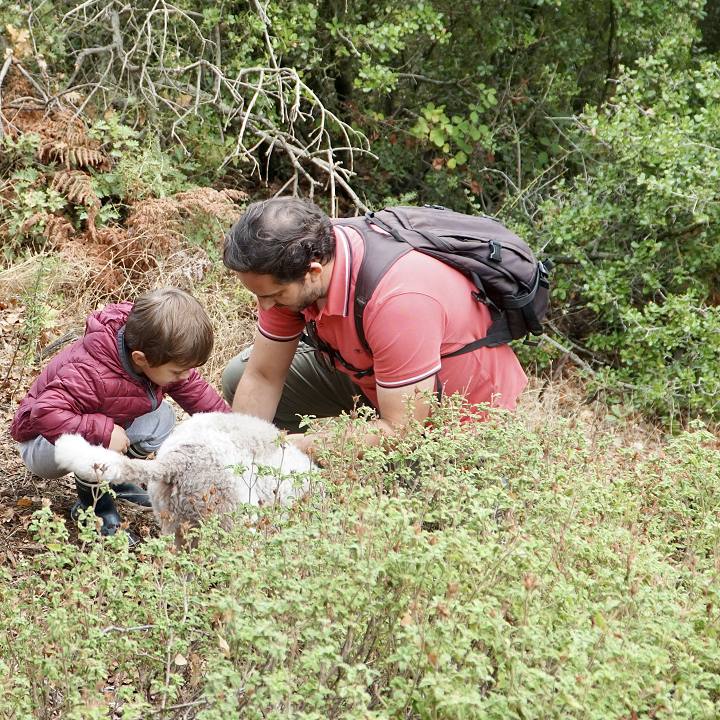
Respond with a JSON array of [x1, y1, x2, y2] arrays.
[[11, 287, 231, 537]]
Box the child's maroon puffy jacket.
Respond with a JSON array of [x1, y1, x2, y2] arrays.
[[11, 302, 230, 447]]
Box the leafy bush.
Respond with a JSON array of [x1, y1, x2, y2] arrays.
[[3, 404, 720, 717], [534, 26, 720, 420]]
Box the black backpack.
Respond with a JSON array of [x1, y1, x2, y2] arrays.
[[305, 205, 551, 378]]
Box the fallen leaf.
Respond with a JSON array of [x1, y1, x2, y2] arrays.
[[218, 635, 230, 655]]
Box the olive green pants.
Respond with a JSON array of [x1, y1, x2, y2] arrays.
[[222, 343, 370, 433]]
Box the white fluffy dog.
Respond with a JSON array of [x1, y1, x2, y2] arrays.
[[54, 412, 314, 541]]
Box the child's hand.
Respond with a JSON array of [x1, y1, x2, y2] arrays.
[[109, 424, 130, 453]]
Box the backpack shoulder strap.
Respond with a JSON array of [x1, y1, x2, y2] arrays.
[[334, 215, 412, 354]]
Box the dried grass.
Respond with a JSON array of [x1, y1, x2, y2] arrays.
[[519, 372, 667, 462]]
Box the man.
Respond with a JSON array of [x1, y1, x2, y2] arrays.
[[222, 197, 527, 454]]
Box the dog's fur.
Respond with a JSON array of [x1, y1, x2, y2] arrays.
[[54, 412, 313, 540]]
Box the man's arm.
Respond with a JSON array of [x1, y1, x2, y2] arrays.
[[232, 331, 299, 420], [375, 376, 436, 428]]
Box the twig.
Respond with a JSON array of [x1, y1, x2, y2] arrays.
[[327, 149, 337, 216], [36, 330, 81, 362], [540, 334, 596, 374], [66, 40, 119, 87], [0, 54, 13, 137], [100, 624, 155, 635], [23, 0, 373, 207], [12, 61, 49, 102], [149, 698, 209, 715], [396, 72, 463, 86], [252, 0, 279, 70]]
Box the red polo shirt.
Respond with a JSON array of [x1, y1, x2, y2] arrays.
[[257, 225, 527, 412]]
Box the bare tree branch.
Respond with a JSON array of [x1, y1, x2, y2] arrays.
[[0, 54, 14, 137], [40, 0, 375, 207]]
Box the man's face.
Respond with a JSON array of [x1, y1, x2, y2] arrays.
[[239, 270, 323, 313]]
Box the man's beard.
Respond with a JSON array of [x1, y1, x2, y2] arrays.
[[296, 284, 323, 311]]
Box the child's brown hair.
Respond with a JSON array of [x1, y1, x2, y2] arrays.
[[124, 287, 214, 367]]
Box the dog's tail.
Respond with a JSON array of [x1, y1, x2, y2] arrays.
[[54, 434, 166, 486]]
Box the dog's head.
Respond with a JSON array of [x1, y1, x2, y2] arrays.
[[147, 447, 240, 545]]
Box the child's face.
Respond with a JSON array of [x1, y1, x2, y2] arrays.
[[143, 361, 194, 386], [131, 352, 194, 386]]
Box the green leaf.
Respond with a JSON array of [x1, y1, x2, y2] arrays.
[[454, 151, 468, 165], [429, 128, 445, 147]]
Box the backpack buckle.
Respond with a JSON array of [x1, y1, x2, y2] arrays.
[[489, 241, 502, 262]]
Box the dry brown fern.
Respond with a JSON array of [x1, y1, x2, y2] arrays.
[[34, 111, 111, 172], [2, 71, 111, 171], [43, 215, 76, 245], [50, 170, 100, 210], [173, 187, 246, 226], [19, 212, 48, 236], [18, 212, 75, 244], [57, 236, 126, 293], [96, 198, 185, 273], [219, 189, 249, 203], [38, 140, 111, 172], [115, 188, 246, 269], [126, 197, 183, 251]]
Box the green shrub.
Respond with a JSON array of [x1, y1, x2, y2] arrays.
[[533, 27, 720, 420], [3, 404, 720, 717]]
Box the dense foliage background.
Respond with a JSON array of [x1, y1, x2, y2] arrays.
[[1, 0, 719, 420], [2, 0, 719, 422]]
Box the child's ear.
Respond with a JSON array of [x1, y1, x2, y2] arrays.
[[131, 350, 149, 368]]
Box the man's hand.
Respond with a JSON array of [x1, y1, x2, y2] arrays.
[[286, 432, 316, 457], [109, 424, 130, 453], [284, 377, 436, 461]]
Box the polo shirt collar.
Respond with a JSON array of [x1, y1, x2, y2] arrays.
[[316, 225, 353, 319]]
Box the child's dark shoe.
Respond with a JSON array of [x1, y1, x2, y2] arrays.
[[112, 481, 152, 508], [72, 476, 122, 536]]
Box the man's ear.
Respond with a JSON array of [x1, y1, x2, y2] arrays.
[[307, 261, 323, 276]]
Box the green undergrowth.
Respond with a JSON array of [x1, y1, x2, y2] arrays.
[[2, 402, 720, 718]]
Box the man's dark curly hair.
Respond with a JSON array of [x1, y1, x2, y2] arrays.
[[223, 197, 335, 282]]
